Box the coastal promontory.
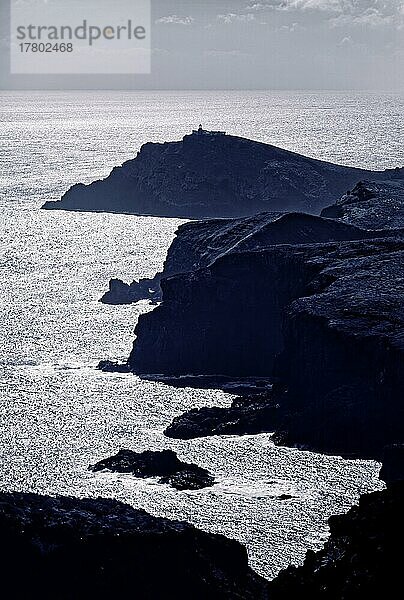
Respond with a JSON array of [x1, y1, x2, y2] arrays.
[[129, 180, 404, 459], [42, 130, 402, 218]]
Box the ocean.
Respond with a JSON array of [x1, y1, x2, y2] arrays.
[[1, 90, 402, 579]]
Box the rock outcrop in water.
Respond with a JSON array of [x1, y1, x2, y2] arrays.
[[0, 492, 268, 599], [41, 131, 402, 218], [90, 449, 214, 490], [100, 277, 162, 305], [165, 394, 282, 439]]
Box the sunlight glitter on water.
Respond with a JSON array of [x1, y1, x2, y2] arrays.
[[1, 90, 397, 578]]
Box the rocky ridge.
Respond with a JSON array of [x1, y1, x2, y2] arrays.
[[321, 178, 404, 229]]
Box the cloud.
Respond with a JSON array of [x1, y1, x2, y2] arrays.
[[337, 35, 353, 46], [245, 0, 404, 29], [283, 0, 342, 11], [204, 49, 250, 57], [217, 13, 257, 23], [246, 0, 404, 19], [336, 35, 368, 53], [155, 15, 195, 25], [330, 6, 401, 29], [246, 0, 342, 12], [278, 21, 302, 31], [246, 1, 279, 9]]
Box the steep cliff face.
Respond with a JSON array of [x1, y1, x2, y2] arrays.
[[100, 211, 374, 305], [0, 492, 268, 599], [274, 240, 404, 457], [131, 231, 404, 456], [42, 132, 400, 218], [130, 247, 320, 376], [130, 212, 376, 376]]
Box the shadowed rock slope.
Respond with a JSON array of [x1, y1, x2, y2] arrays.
[[42, 131, 402, 218], [0, 492, 268, 599], [133, 236, 404, 458], [100, 211, 377, 304], [321, 178, 404, 229]]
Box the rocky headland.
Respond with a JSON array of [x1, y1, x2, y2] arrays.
[[90, 449, 214, 490], [127, 179, 404, 459], [0, 491, 267, 599], [39, 146, 404, 595], [41, 130, 403, 219]]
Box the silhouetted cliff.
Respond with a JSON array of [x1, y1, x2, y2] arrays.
[[100, 210, 372, 304], [126, 184, 404, 458], [273, 238, 404, 457], [132, 235, 404, 457], [0, 492, 268, 599], [42, 132, 401, 218]]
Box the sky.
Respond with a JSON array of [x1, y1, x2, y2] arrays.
[[1, 0, 403, 89]]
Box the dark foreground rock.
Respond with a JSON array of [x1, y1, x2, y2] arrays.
[[267, 482, 404, 599], [90, 449, 214, 490], [0, 492, 268, 599], [379, 444, 404, 483], [41, 130, 402, 218]]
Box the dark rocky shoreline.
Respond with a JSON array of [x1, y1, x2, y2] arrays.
[[0, 491, 267, 599], [267, 481, 404, 599], [2, 456, 403, 599]]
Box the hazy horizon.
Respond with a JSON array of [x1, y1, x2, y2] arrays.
[[1, 0, 403, 91]]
